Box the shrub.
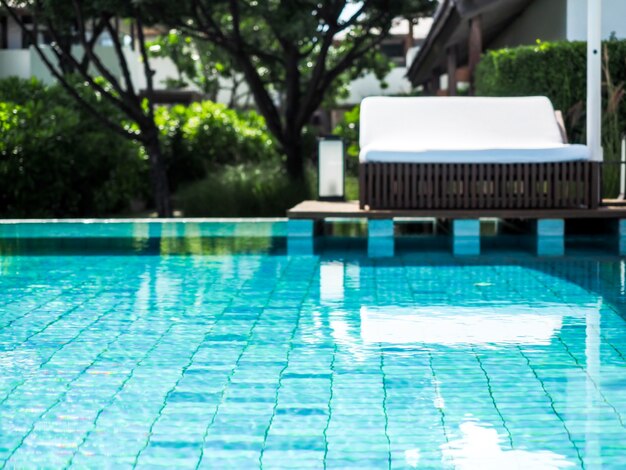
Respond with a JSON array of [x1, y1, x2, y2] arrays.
[[0, 78, 148, 217], [332, 105, 360, 176], [175, 161, 314, 217], [156, 101, 279, 190], [476, 40, 626, 196], [0, 78, 282, 217]]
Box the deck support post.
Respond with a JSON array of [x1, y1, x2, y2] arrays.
[[287, 219, 315, 255], [368, 219, 394, 257], [536, 219, 564, 256], [452, 219, 480, 256]]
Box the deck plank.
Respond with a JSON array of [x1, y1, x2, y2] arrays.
[[287, 200, 626, 220]]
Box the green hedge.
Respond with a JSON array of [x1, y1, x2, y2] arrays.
[[156, 101, 279, 191], [476, 40, 626, 196], [0, 78, 148, 217], [0, 78, 280, 217], [175, 161, 314, 217]]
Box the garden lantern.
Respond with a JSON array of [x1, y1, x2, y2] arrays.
[[318, 136, 345, 201]]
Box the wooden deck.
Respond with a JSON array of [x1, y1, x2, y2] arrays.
[[288, 200, 626, 220]]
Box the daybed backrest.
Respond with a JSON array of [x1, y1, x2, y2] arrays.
[[359, 96, 565, 150]]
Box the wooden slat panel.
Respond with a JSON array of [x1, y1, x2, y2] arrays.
[[562, 162, 567, 208], [409, 164, 412, 208], [548, 163, 554, 208], [488, 164, 493, 209], [516, 163, 522, 209], [425, 164, 435, 209], [398, 163, 402, 208], [391, 163, 395, 207], [536, 163, 542, 208], [576, 161, 582, 207], [366, 164, 371, 207], [395, 163, 400, 208], [382, 164, 388, 208], [555, 163, 562, 207], [495, 164, 500, 208], [522, 163, 530, 209], [591, 162, 600, 208], [359, 162, 598, 210], [450, 163, 460, 207], [461, 163, 467, 209], [422, 165, 427, 209], [368, 165, 373, 207], [498, 165, 508, 207], [567, 162, 572, 207], [482, 165, 488, 208], [583, 162, 590, 208], [468, 165, 475, 209], [528, 165, 537, 208], [415, 164, 421, 208], [435, 163, 439, 210], [359, 165, 365, 208], [442, 164, 448, 209], [403, 164, 410, 209], [477, 164, 483, 209]]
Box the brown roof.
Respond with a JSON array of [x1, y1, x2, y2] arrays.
[[407, 0, 533, 85]]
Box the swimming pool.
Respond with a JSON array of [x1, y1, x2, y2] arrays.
[[0, 222, 625, 468]]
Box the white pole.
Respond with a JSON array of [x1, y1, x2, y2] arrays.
[[587, 0, 603, 162]]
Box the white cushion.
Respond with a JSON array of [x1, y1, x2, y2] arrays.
[[361, 145, 591, 163], [359, 96, 591, 163]]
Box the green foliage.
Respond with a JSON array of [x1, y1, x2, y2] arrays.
[[175, 161, 314, 217], [0, 78, 148, 218], [147, 30, 248, 106], [332, 105, 361, 175], [156, 101, 279, 190], [144, 0, 437, 177], [0, 77, 284, 217], [475, 39, 626, 196]]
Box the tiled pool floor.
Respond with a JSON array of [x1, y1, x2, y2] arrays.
[[1, 252, 626, 468]]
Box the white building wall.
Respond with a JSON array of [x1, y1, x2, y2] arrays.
[[6, 18, 22, 49], [566, 0, 626, 40], [340, 67, 414, 106], [0, 42, 242, 105], [0, 50, 30, 79]]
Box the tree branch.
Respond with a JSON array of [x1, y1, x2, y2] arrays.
[[135, 10, 156, 123], [223, 0, 284, 141], [42, 10, 144, 124], [104, 18, 137, 97], [71, 2, 130, 101], [0, 0, 138, 142]]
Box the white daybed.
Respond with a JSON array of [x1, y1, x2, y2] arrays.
[[358, 96, 600, 210]]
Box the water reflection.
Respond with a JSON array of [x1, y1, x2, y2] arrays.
[[359, 305, 584, 347], [440, 421, 575, 469]]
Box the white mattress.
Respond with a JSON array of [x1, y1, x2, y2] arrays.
[[361, 144, 591, 163], [358, 96, 594, 163]]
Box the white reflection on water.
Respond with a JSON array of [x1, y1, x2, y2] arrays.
[[359, 304, 591, 347], [440, 421, 575, 469]]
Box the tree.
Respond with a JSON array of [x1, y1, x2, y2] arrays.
[[154, 0, 437, 179], [0, 0, 172, 216], [147, 30, 251, 109]]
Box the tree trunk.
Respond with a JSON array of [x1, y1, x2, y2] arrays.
[[144, 132, 173, 217], [283, 137, 305, 180]]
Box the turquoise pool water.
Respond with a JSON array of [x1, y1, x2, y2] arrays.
[[1, 223, 626, 468]]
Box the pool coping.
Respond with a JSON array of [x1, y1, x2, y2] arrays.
[[0, 218, 288, 224]]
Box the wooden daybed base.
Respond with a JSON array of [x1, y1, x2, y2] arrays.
[[359, 161, 601, 210]]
